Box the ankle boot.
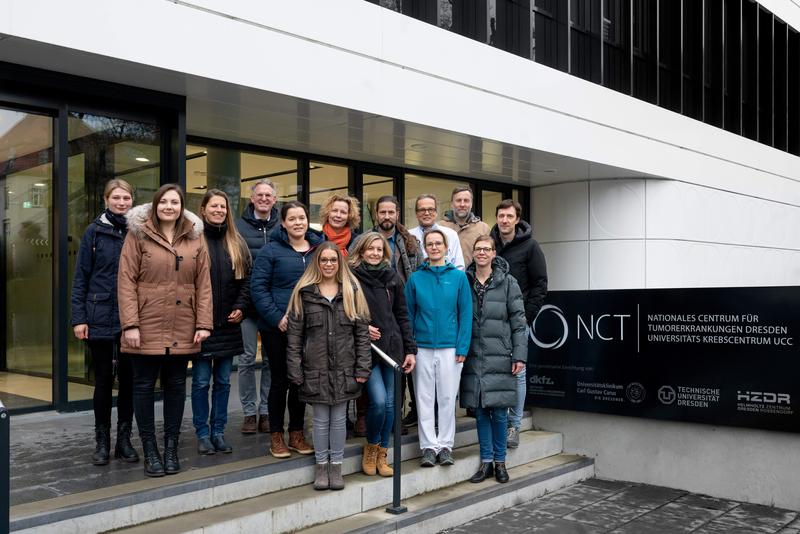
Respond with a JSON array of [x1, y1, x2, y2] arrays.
[[142, 437, 165, 477], [494, 461, 509, 483], [313, 463, 329, 491], [329, 462, 344, 490], [92, 426, 111, 466], [163, 435, 181, 475], [269, 432, 291, 459], [288, 430, 314, 455], [376, 446, 394, 477], [362, 443, 379, 475], [114, 422, 139, 463]]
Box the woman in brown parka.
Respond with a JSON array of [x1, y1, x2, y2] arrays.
[[118, 184, 213, 477]]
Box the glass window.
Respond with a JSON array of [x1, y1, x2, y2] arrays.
[[67, 112, 161, 402], [482, 190, 503, 229], [403, 174, 468, 228], [309, 161, 349, 229], [1, 108, 53, 409], [362, 173, 395, 231]]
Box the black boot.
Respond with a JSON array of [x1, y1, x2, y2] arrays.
[[92, 426, 111, 466], [494, 461, 509, 483], [142, 437, 165, 477], [469, 462, 494, 483], [115, 422, 140, 463], [164, 435, 181, 475]]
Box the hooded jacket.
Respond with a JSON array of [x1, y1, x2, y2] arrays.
[[460, 256, 528, 409], [117, 204, 213, 356], [439, 211, 491, 266], [71, 210, 128, 340], [490, 220, 548, 325], [198, 222, 250, 359], [404, 261, 472, 356], [286, 284, 372, 405], [352, 264, 417, 364], [250, 225, 325, 331], [236, 203, 279, 318]]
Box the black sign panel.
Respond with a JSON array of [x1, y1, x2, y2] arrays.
[[526, 287, 800, 432]]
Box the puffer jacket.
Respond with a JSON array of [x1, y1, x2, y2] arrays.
[[198, 222, 249, 359], [352, 264, 417, 364], [286, 284, 372, 405], [490, 220, 548, 325], [71, 209, 127, 340], [439, 211, 491, 266], [236, 203, 279, 318], [460, 256, 528, 409], [117, 204, 213, 356], [250, 225, 325, 331]]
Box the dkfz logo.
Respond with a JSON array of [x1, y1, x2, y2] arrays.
[[529, 375, 554, 386], [530, 304, 632, 349], [737, 391, 791, 404]]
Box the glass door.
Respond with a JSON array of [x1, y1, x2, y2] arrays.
[[359, 167, 399, 231], [0, 107, 54, 410]]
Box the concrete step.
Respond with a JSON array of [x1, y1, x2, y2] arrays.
[[113, 429, 577, 534], [11, 413, 538, 533], [300, 454, 594, 534]]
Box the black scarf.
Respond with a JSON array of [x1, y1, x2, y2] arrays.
[[105, 208, 128, 231]]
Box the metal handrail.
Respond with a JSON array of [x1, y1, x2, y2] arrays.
[[370, 343, 407, 515], [0, 399, 8, 534]]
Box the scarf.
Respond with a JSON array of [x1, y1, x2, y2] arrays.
[[362, 260, 389, 271], [323, 223, 351, 256], [105, 208, 128, 231]]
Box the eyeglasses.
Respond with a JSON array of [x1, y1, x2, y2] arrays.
[[319, 258, 338, 264], [416, 208, 436, 214], [425, 241, 444, 248], [473, 247, 494, 254], [254, 193, 275, 199]]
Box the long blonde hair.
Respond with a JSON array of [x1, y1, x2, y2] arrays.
[[200, 189, 252, 279], [287, 242, 370, 321], [348, 232, 391, 268]]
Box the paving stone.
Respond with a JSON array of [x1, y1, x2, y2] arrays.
[[777, 528, 800, 534], [675, 493, 740, 512], [712, 503, 798, 533], [531, 518, 607, 533], [520, 486, 614, 517], [563, 500, 649, 529], [695, 522, 763, 534], [580, 478, 635, 493], [610, 519, 695, 534], [634, 502, 726, 532], [606, 484, 687, 510]]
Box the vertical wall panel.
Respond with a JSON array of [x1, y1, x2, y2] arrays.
[[742, 0, 758, 141], [658, 0, 681, 112], [704, 0, 724, 127], [723, 0, 742, 134], [774, 19, 787, 151], [789, 28, 800, 156], [603, 0, 631, 94], [758, 7, 773, 146], [632, 0, 657, 104]]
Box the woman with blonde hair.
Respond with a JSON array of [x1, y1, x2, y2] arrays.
[[319, 193, 361, 255], [349, 232, 416, 477], [286, 242, 372, 491], [192, 189, 252, 455], [71, 178, 139, 466]]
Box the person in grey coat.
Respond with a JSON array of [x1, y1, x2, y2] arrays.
[[460, 235, 527, 484]]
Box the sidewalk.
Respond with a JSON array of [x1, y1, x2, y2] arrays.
[[443, 478, 800, 534]]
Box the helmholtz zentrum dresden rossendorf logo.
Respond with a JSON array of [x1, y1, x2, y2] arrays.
[[530, 304, 569, 349]]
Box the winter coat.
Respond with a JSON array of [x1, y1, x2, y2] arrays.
[[405, 261, 472, 356], [286, 285, 372, 405], [490, 220, 548, 325], [349, 225, 421, 283], [117, 204, 213, 356], [352, 264, 417, 364], [198, 222, 250, 359], [250, 226, 325, 331], [439, 211, 491, 266], [71, 210, 128, 340], [236, 203, 279, 318], [460, 257, 528, 409]]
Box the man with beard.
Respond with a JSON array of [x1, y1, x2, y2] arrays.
[[439, 185, 490, 267]]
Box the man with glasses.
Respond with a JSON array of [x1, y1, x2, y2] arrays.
[[236, 179, 280, 435], [409, 194, 465, 271], [439, 186, 490, 266]]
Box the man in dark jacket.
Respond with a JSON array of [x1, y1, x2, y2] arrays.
[[490, 199, 548, 448], [235, 179, 280, 435]]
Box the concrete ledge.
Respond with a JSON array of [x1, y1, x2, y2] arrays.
[[12, 414, 536, 533]]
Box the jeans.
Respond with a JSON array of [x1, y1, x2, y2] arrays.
[[475, 405, 508, 462], [191, 356, 233, 438], [238, 316, 270, 417], [262, 329, 305, 433], [130, 355, 189, 442], [89, 337, 133, 429], [508, 368, 526, 429], [312, 402, 347, 464], [365, 360, 395, 448]]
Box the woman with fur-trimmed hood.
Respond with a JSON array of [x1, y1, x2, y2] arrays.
[[117, 184, 212, 478]]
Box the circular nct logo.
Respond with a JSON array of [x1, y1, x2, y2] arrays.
[[530, 304, 569, 349]]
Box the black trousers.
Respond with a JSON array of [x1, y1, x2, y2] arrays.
[[89, 337, 133, 429], [129, 355, 189, 442], [262, 329, 306, 433]]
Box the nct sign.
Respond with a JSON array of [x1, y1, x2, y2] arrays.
[[526, 286, 799, 433]]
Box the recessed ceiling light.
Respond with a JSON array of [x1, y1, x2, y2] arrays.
[[543, 169, 557, 173], [194, 185, 208, 190], [135, 157, 150, 162], [410, 143, 427, 150], [34, 183, 46, 187]]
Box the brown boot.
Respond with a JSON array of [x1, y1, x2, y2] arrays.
[[376, 446, 394, 477], [329, 462, 344, 490], [313, 463, 329, 491], [241, 415, 257, 434], [288, 430, 314, 455], [269, 432, 291, 459], [258, 415, 270, 433], [362, 443, 379, 475]]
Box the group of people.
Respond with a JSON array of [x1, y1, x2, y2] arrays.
[[71, 178, 547, 489]]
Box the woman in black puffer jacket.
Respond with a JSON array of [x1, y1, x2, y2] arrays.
[[192, 189, 251, 455], [349, 232, 417, 478]]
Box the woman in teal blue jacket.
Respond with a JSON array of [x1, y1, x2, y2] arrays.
[[405, 229, 472, 467]]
